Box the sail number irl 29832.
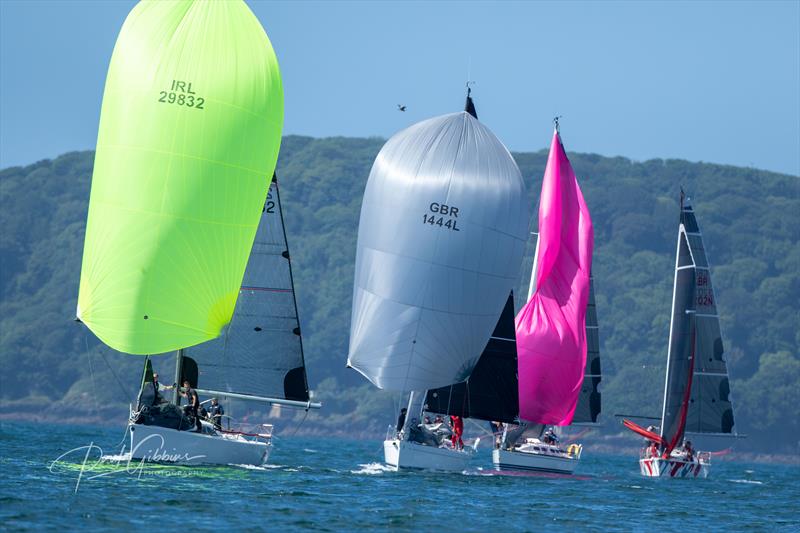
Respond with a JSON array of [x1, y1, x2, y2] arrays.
[[423, 202, 460, 231], [158, 80, 205, 110]]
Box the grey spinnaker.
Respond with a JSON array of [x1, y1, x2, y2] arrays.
[[681, 200, 736, 435], [187, 174, 310, 402], [571, 276, 602, 424], [347, 111, 529, 391]]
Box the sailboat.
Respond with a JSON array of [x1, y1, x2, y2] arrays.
[[347, 89, 529, 471], [622, 192, 737, 478], [77, 0, 319, 466], [493, 123, 595, 474]]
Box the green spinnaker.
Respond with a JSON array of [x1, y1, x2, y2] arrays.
[[77, 0, 284, 354]]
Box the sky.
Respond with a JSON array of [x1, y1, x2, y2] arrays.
[[1, 0, 798, 175]]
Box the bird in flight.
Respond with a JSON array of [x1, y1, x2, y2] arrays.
[[397, 104, 407, 112]]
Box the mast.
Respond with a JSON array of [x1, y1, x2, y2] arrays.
[[465, 82, 478, 119], [527, 233, 540, 300], [172, 349, 184, 405]]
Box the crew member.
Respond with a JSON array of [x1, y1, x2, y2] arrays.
[[182, 379, 201, 432], [151, 372, 162, 405], [489, 421, 504, 449], [208, 398, 225, 430], [683, 440, 694, 462], [396, 407, 408, 436], [450, 415, 464, 450]]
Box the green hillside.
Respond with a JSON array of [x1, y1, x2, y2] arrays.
[[1, 137, 797, 452]]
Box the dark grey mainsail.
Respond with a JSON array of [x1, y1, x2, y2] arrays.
[[681, 199, 736, 436], [571, 276, 602, 424], [424, 292, 519, 423], [187, 174, 313, 406], [659, 193, 737, 452]]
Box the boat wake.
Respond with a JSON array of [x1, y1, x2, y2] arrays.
[[101, 453, 133, 462], [729, 479, 764, 485], [229, 463, 283, 471], [351, 462, 394, 475]]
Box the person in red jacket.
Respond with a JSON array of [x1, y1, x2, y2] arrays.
[[450, 415, 464, 450]]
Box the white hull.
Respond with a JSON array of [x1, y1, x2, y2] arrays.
[[492, 448, 579, 474], [383, 439, 470, 472], [129, 423, 271, 466], [639, 455, 709, 478]]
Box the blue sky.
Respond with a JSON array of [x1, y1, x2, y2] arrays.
[[1, 0, 798, 175]]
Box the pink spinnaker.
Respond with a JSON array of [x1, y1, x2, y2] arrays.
[[515, 130, 594, 425]]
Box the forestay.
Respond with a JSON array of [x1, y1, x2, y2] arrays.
[[347, 111, 529, 391], [77, 0, 284, 354], [187, 176, 310, 403]]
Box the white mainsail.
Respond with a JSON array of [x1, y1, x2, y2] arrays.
[[347, 111, 529, 391]]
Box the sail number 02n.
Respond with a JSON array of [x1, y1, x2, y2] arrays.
[[423, 202, 460, 231]]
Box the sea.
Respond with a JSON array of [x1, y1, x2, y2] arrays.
[[1, 421, 797, 531]]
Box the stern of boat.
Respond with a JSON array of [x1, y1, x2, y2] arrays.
[[384, 439, 470, 471], [639, 450, 710, 478]]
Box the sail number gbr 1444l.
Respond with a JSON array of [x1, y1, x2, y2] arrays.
[[423, 202, 460, 231]]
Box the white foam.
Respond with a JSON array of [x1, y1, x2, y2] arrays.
[[351, 462, 394, 475], [100, 453, 132, 462], [729, 479, 763, 485], [229, 463, 283, 471]]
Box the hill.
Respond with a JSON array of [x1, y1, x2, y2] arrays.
[[0, 136, 797, 452]]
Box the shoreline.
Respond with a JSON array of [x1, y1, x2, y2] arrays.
[[2, 410, 797, 466]]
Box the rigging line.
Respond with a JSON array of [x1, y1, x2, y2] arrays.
[[284, 406, 311, 439], [97, 347, 134, 402], [85, 334, 100, 418]]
